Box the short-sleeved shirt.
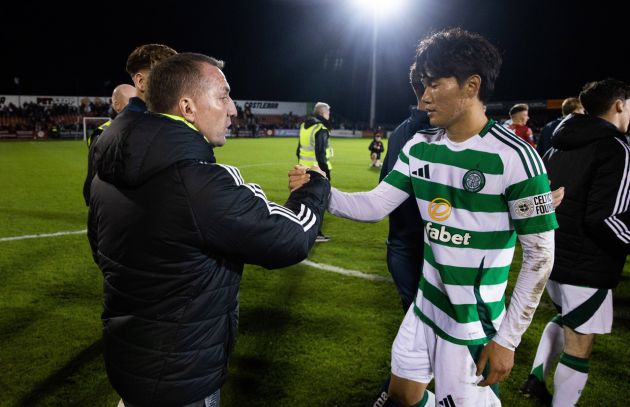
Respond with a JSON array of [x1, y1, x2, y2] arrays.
[[383, 119, 558, 345]]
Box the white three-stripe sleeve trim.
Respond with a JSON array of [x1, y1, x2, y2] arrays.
[[217, 164, 242, 185], [490, 127, 541, 177], [217, 164, 315, 232], [612, 139, 630, 214], [605, 217, 630, 243], [602, 140, 630, 244]]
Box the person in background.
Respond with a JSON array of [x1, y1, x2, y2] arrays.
[[297, 101, 333, 242], [86, 84, 136, 148], [83, 84, 136, 205], [536, 97, 584, 157], [124, 43, 177, 113], [89, 52, 330, 407], [508, 103, 535, 146], [369, 131, 385, 167], [521, 78, 630, 407], [83, 44, 177, 206], [378, 63, 432, 313]]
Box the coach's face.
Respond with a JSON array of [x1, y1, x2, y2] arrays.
[[193, 64, 237, 146], [621, 98, 630, 134]]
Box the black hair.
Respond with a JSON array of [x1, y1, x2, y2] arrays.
[[415, 27, 502, 103], [579, 79, 630, 117], [125, 44, 177, 76]]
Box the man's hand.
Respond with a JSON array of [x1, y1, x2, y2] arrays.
[[476, 340, 514, 386], [289, 165, 327, 192], [288, 165, 309, 192], [551, 186, 564, 209]]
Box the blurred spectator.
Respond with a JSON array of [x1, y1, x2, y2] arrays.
[[537, 97, 584, 157], [508, 103, 535, 146]]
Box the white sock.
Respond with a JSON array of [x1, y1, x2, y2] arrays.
[[531, 315, 564, 381], [552, 353, 589, 407]]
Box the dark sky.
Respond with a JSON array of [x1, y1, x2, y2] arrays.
[[2, 0, 627, 124]]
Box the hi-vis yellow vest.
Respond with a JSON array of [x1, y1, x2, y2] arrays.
[[87, 120, 111, 146], [298, 122, 332, 170]]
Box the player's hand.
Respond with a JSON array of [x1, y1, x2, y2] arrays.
[[307, 165, 326, 178], [289, 165, 310, 192], [476, 340, 514, 386], [551, 186, 564, 209]]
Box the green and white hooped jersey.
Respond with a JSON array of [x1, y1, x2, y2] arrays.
[[383, 119, 558, 345]]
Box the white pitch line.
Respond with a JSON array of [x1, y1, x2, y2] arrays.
[[0, 229, 86, 242], [237, 162, 288, 169], [300, 259, 392, 282], [0, 229, 392, 283]]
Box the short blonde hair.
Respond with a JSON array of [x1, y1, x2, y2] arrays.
[[313, 102, 330, 116], [509, 103, 529, 117], [561, 97, 582, 116]]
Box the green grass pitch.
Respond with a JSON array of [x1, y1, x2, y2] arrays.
[[0, 138, 628, 406]]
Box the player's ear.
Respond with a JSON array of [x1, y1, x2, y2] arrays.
[[133, 72, 146, 92], [178, 97, 196, 122], [465, 75, 481, 98]]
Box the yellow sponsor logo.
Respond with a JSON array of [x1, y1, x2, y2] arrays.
[[428, 197, 452, 221]]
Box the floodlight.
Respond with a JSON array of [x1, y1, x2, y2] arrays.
[[353, 0, 405, 16], [351, 0, 406, 128]]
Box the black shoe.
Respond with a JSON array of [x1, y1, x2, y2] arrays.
[[520, 374, 552, 406], [315, 234, 330, 243]]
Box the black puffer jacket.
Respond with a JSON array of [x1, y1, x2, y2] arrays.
[[87, 112, 329, 406], [544, 114, 630, 288]]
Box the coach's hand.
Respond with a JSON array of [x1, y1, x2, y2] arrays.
[[551, 186, 564, 209], [289, 165, 310, 192], [476, 340, 514, 386]]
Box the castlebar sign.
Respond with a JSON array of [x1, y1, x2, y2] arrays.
[[235, 100, 307, 116]]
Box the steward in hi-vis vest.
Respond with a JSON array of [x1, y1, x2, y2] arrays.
[[296, 102, 333, 242], [87, 120, 111, 147], [297, 102, 333, 180]]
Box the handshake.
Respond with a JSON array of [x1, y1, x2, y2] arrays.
[[288, 164, 327, 192]]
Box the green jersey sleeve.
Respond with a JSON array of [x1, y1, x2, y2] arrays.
[[506, 173, 559, 234]]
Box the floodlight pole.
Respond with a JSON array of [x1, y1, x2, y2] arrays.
[[369, 10, 377, 129]]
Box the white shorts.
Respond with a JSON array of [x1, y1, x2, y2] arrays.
[[546, 280, 613, 334], [391, 306, 501, 407]]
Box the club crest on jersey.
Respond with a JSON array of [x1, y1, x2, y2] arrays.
[[462, 169, 485, 192]]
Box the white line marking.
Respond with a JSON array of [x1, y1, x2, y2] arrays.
[[300, 259, 392, 282], [0, 229, 86, 242], [2, 229, 394, 283], [238, 162, 289, 169]]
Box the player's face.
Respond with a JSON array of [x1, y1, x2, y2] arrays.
[[513, 110, 529, 125], [193, 64, 237, 147], [420, 76, 470, 129]]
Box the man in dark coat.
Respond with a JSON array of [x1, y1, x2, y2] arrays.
[[88, 53, 330, 407], [379, 63, 431, 312], [83, 44, 177, 206], [522, 79, 630, 407]]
